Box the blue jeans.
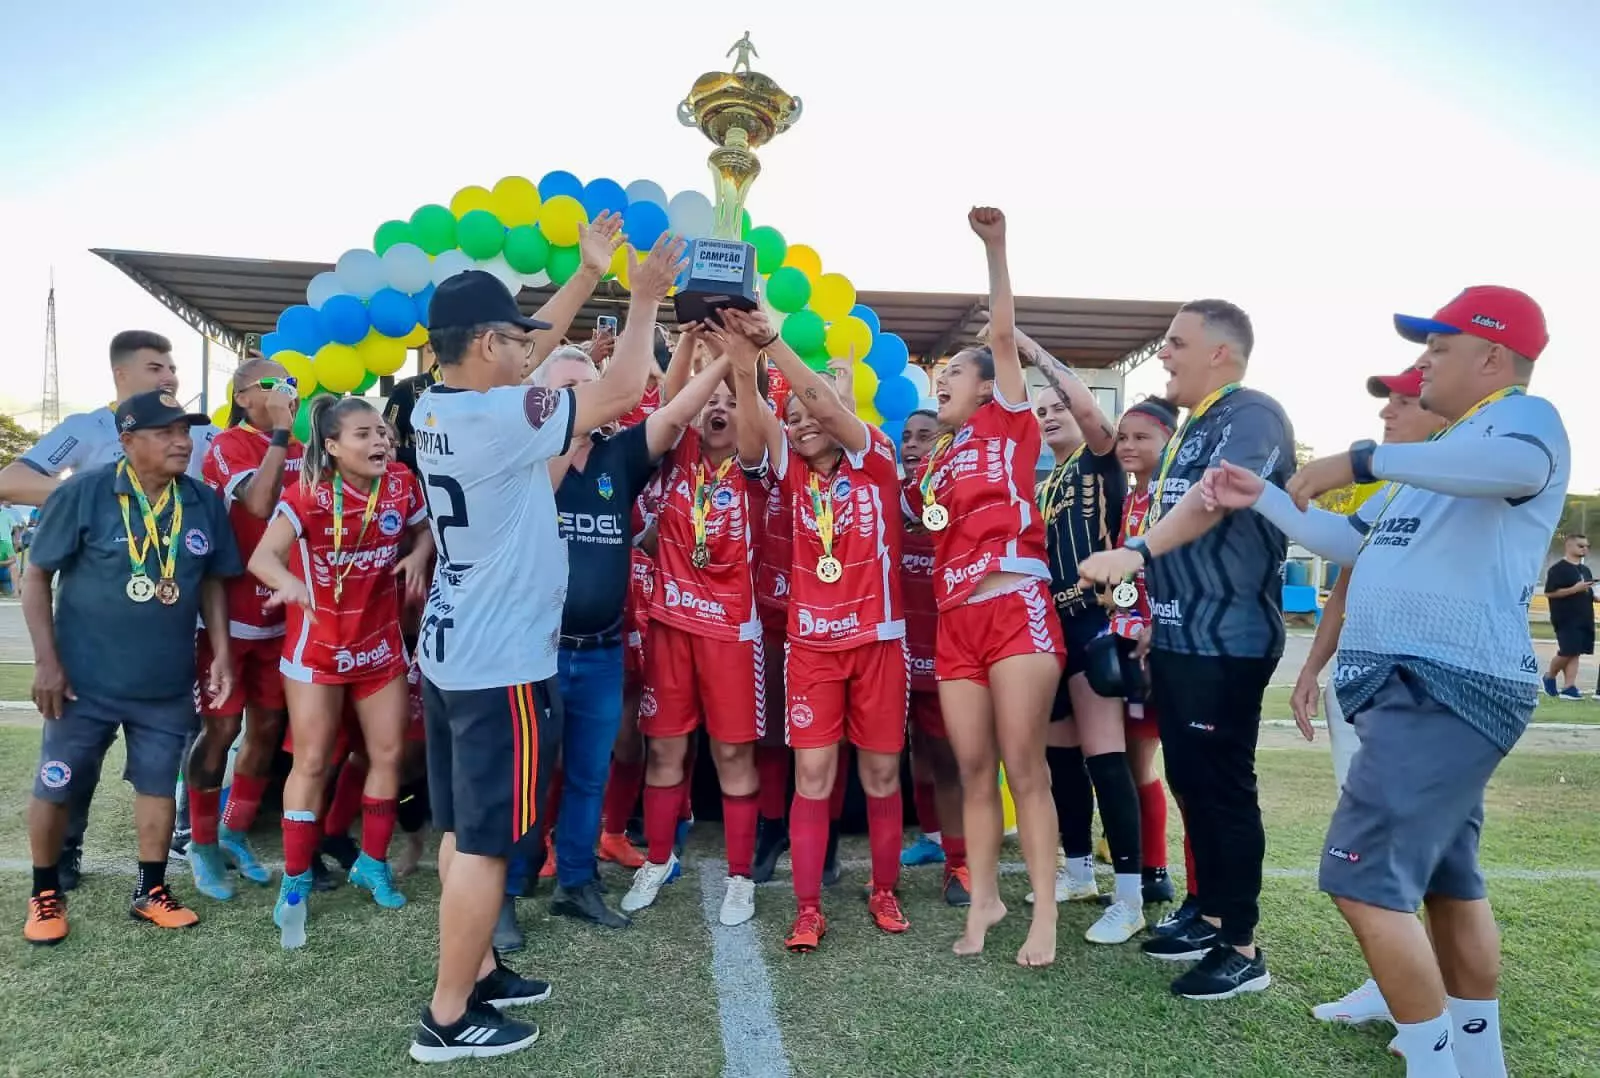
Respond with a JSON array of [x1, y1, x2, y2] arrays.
[[550, 644, 625, 888]]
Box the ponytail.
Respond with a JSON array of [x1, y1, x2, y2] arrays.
[[300, 396, 377, 494]]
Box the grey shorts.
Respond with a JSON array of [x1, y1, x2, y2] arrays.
[[34, 693, 196, 802], [1320, 669, 1505, 912]]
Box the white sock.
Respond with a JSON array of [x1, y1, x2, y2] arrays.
[[925, 830, 941, 844], [1113, 872, 1143, 908], [1065, 855, 1094, 885], [1392, 1013, 1461, 1078], [1447, 996, 1507, 1078]]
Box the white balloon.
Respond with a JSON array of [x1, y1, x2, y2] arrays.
[[476, 254, 522, 295], [918, 396, 939, 415], [382, 242, 432, 295], [306, 271, 343, 309], [334, 248, 385, 300], [667, 190, 714, 239], [624, 179, 668, 209], [522, 270, 552, 289], [430, 249, 473, 286], [901, 364, 931, 399]]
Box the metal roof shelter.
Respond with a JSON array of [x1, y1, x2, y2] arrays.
[[94, 248, 1180, 374]]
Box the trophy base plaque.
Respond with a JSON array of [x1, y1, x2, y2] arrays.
[[673, 238, 759, 327]]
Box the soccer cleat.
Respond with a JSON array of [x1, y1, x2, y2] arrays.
[[59, 842, 83, 892], [321, 833, 360, 872], [1026, 867, 1100, 905], [169, 828, 191, 862], [474, 952, 552, 1010], [1542, 676, 1558, 697], [620, 856, 678, 913], [598, 831, 645, 870], [187, 842, 236, 901], [409, 1004, 539, 1063], [1171, 945, 1271, 1001], [751, 818, 789, 884], [821, 826, 843, 887], [1142, 917, 1221, 962], [310, 853, 341, 892], [1312, 978, 1393, 1026], [1142, 866, 1175, 905], [538, 834, 555, 879], [273, 869, 314, 931], [24, 890, 68, 945], [494, 895, 525, 954], [1085, 899, 1146, 945], [720, 876, 757, 927], [350, 853, 407, 909], [785, 907, 827, 952], [551, 880, 631, 929], [218, 826, 272, 885], [130, 885, 200, 929], [943, 865, 972, 907], [900, 833, 946, 867], [868, 889, 910, 934], [1152, 894, 1202, 937]]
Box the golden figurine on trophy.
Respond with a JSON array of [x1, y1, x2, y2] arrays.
[[673, 33, 802, 324]]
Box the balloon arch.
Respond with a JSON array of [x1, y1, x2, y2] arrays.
[[242, 172, 936, 445]]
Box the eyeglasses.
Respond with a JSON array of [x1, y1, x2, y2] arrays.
[[248, 376, 298, 392], [492, 331, 538, 360]]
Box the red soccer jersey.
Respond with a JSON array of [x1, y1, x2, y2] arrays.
[[778, 421, 904, 651], [618, 382, 662, 430], [900, 478, 939, 693], [648, 427, 761, 642], [1109, 483, 1153, 640], [755, 469, 794, 634], [627, 486, 660, 644], [203, 425, 304, 639], [916, 393, 1049, 611], [275, 462, 427, 682]]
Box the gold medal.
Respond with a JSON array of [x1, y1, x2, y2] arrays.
[[691, 544, 711, 570], [817, 555, 843, 584], [922, 504, 949, 532], [156, 578, 181, 606], [126, 576, 156, 603], [1112, 581, 1139, 609]]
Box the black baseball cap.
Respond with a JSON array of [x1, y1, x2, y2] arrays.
[[115, 390, 211, 434], [427, 270, 552, 333]]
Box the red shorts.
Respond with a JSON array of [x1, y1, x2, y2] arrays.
[[785, 639, 907, 754], [934, 579, 1065, 685], [624, 628, 645, 685], [908, 690, 946, 739], [197, 635, 286, 718], [639, 621, 763, 744], [1125, 698, 1160, 741]]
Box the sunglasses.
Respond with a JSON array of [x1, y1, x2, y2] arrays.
[[249, 376, 299, 393]]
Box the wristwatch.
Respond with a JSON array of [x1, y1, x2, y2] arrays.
[[1348, 439, 1378, 485], [1124, 535, 1151, 565]]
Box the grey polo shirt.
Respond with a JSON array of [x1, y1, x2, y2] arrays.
[[29, 462, 243, 704]]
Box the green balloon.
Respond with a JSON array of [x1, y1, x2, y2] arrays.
[[292, 402, 314, 443], [748, 226, 788, 275], [740, 209, 753, 240], [356, 370, 378, 394], [456, 209, 506, 260], [781, 309, 826, 355], [546, 244, 581, 286], [765, 265, 810, 313], [503, 225, 551, 274], [373, 219, 414, 255], [409, 204, 457, 256], [801, 349, 832, 373]]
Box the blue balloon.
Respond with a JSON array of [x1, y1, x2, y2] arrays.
[[275, 305, 324, 355], [368, 288, 418, 338], [850, 304, 881, 336], [917, 395, 939, 415], [875, 374, 918, 421], [581, 178, 629, 220], [259, 331, 283, 358], [867, 332, 909, 379], [880, 419, 905, 453], [538, 170, 583, 201], [621, 200, 670, 249], [412, 283, 435, 327], [318, 294, 370, 346]]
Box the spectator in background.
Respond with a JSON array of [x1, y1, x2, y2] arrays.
[[0, 525, 16, 596], [1541, 534, 1593, 700]]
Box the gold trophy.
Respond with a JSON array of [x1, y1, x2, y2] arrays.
[[673, 33, 802, 324]]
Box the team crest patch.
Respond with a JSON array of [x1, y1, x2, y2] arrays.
[[597, 473, 614, 501], [639, 689, 659, 718], [832, 475, 851, 500], [713, 486, 735, 510], [386, 474, 404, 497], [39, 760, 72, 789], [378, 508, 404, 536], [183, 528, 210, 556], [789, 702, 814, 729], [316, 486, 333, 509], [1175, 436, 1205, 466], [953, 428, 973, 447], [120, 414, 137, 431], [159, 393, 180, 408]]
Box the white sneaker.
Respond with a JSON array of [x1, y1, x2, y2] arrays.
[[1085, 899, 1145, 944], [1026, 868, 1100, 905], [620, 855, 678, 913], [1311, 978, 1393, 1026], [719, 875, 756, 926]]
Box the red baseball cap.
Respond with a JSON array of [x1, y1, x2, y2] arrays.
[[1393, 285, 1548, 361], [1366, 367, 1424, 398]]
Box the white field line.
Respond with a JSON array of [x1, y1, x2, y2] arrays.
[[695, 857, 792, 1078]]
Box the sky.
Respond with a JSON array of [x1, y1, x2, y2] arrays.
[[2, 1, 1596, 485]]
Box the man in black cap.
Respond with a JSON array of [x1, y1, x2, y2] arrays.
[[21, 390, 242, 945]]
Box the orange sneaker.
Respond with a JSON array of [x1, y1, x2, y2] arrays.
[[868, 888, 911, 934], [538, 834, 556, 879], [24, 890, 68, 945], [785, 907, 827, 952], [130, 885, 200, 930], [598, 831, 645, 870]]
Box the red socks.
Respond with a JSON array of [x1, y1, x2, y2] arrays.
[[282, 815, 321, 877], [644, 782, 685, 864], [602, 759, 645, 834], [221, 772, 268, 833], [324, 759, 366, 837], [790, 793, 829, 909], [360, 797, 398, 861], [189, 786, 220, 847], [942, 833, 968, 872], [912, 780, 940, 835], [755, 745, 790, 821], [1137, 780, 1169, 871], [829, 746, 852, 822], [722, 793, 759, 878], [865, 793, 902, 893]]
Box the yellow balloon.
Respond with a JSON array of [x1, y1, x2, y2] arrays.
[[275, 350, 318, 398], [401, 324, 429, 348], [614, 246, 644, 291], [450, 185, 495, 218], [782, 243, 822, 281], [811, 273, 857, 323], [356, 331, 409, 377], [210, 402, 230, 428], [825, 316, 874, 361], [312, 343, 364, 394], [538, 195, 587, 247], [858, 403, 885, 427], [852, 363, 880, 414], [491, 176, 541, 228]]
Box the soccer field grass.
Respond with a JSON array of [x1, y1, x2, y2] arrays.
[[0, 729, 1595, 1077]]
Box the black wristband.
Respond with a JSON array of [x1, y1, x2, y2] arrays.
[[1349, 439, 1377, 484], [757, 332, 780, 349], [270, 429, 291, 449]]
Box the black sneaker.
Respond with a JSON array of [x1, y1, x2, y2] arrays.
[[1141, 916, 1220, 961], [168, 828, 191, 862], [624, 816, 645, 847], [1151, 894, 1201, 937], [473, 951, 552, 1009], [1170, 945, 1271, 1000], [59, 841, 83, 893], [1142, 866, 1175, 905], [408, 1003, 539, 1063], [821, 825, 842, 888], [751, 817, 789, 884], [321, 833, 360, 872], [310, 853, 341, 893], [551, 879, 631, 929], [493, 894, 525, 954]]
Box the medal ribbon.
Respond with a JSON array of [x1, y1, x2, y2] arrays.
[[117, 460, 179, 581], [331, 473, 383, 602], [1038, 445, 1085, 524], [918, 433, 955, 510], [1146, 382, 1240, 528], [691, 457, 735, 553], [808, 475, 837, 562]]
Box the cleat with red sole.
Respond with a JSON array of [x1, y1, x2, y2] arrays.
[[538, 834, 555, 879], [130, 885, 200, 930], [598, 832, 644, 870], [24, 890, 69, 945], [785, 907, 827, 953], [868, 889, 910, 933]]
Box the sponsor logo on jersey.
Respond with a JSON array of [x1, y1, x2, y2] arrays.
[[415, 428, 453, 457], [788, 701, 814, 729], [953, 427, 973, 447], [1325, 845, 1360, 863], [901, 552, 935, 575], [39, 760, 72, 789], [210, 445, 231, 476], [1175, 435, 1204, 467], [559, 510, 624, 542], [597, 473, 614, 500], [1150, 596, 1183, 624], [773, 572, 789, 599], [941, 552, 993, 593], [378, 508, 404, 537], [322, 543, 400, 571], [910, 655, 935, 677], [1332, 661, 1376, 684], [662, 579, 727, 617], [334, 639, 394, 675], [46, 436, 79, 467], [1367, 515, 1421, 548], [183, 528, 210, 556], [797, 609, 860, 637]]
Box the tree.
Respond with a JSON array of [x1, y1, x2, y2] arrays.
[[0, 414, 34, 471], [1294, 441, 1316, 469]]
